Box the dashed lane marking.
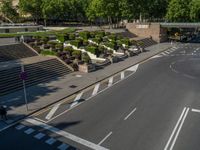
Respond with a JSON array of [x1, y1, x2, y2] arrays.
[[45, 103, 62, 120], [124, 108, 137, 121], [26, 118, 109, 150], [98, 132, 113, 145]]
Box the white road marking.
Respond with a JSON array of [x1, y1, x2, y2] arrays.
[[24, 128, 35, 135], [124, 108, 137, 120], [126, 64, 139, 72], [70, 91, 84, 108], [191, 109, 200, 113], [108, 77, 113, 87], [121, 71, 125, 80], [34, 133, 45, 140], [150, 55, 162, 59], [15, 124, 25, 130], [92, 83, 100, 96], [98, 132, 113, 145], [164, 107, 187, 150], [169, 108, 189, 150], [26, 118, 108, 150], [47, 71, 138, 123], [45, 103, 61, 120], [57, 143, 69, 150], [45, 137, 57, 145]]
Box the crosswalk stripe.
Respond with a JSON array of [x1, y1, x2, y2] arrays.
[[24, 128, 35, 134], [34, 133, 45, 140], [57, 143, 69, 150], [45, 138, 57, 145], [15, 124, 25, 130]]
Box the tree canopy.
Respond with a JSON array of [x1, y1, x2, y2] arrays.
[[0, 0, 199, 24]]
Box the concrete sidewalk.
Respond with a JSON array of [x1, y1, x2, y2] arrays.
[[0, 42, 174, 130]]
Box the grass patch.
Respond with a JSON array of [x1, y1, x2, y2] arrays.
[[0, 28, 76, 38]]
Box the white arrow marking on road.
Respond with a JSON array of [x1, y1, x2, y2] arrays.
[[70, 91, 84, 108], [45, 103, 61, 120], [26, 118, 109, 150], [108, 77, 113, 87], [126, 64, 139, 72], [92, 83, 100, 96], [121, 71, 125, 80]]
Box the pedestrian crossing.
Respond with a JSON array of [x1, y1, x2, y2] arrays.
[[158, 47, 179, 57], [14, 124, 77, 150]]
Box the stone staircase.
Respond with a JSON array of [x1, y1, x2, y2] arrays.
[[0, 43, 38, 62], [0, 58, 73, 96]]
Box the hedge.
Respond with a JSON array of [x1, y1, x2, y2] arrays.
[[79, 31, 90, 40], [64, 46, 74, 54], [108, 34, 117, 41], [86, 46, 99, 56], [57, 34, 69, 42], [93, 37, 102, 44], [120, 38, 130, 46], [105, 42, 118, 50], [41, 50, 57, 56], [70, 40, 81, 48], [72, 50, 82, 57], [69, 33, 76, 40]]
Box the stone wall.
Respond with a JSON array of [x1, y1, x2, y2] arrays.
[[126, 23, 168, 43]]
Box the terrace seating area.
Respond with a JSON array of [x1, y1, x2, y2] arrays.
[[0, 58, 72, 96], [0, 43, 37, 62]]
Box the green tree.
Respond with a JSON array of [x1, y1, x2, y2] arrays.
[[0, 0, 19, 22], [19, 0, 43, 23], [166, 0, 191, 22], [190, 0, 200, 21]]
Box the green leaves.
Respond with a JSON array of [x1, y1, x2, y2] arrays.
[[190, 0, 200, 21], [166, 0, 200, 22]]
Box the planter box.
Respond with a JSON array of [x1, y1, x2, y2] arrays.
[[78, 64, 96, 73]]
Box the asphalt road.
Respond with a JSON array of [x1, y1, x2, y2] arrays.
[[1, 43, 200, 150]]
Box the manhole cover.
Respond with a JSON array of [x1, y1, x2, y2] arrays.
[[69, 85, 77, 88]]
